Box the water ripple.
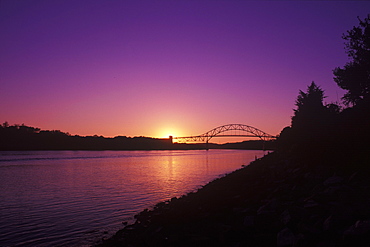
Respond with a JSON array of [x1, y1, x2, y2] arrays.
[[0, 150, 264, 246]]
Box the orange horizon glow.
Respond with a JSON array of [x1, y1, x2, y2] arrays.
[[156, 127, 183, 139]]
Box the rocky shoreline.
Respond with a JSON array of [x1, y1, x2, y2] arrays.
[[96, 150, 370, 246]]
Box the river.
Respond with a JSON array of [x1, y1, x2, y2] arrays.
[[0, 149, 264, 246]]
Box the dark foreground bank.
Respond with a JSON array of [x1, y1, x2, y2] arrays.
[[95, 150, 370, 247]]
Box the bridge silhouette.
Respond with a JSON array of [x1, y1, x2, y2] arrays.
[[172, 124, 276, 145]]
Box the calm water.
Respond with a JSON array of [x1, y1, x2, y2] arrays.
[[0, 149, 264, 247]]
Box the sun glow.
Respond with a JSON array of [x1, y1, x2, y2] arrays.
[[157, 128, 183, 139]]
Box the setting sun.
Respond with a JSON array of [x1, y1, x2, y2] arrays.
[[157, 128, 183, 139]]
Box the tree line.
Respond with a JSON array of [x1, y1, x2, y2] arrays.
[[0, 123, 174, 150], [278, 14, 370, 158]]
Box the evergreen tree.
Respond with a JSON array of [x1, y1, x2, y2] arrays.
[[291, 82, 326, 129]]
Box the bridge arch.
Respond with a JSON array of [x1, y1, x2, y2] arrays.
[[173, 124, 276, 143]]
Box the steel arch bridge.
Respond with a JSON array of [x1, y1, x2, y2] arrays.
[[172, 124, 276, 143]]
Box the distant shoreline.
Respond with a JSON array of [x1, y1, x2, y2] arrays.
[[0, 144, 275, 151], [0, 123, 275, 151]]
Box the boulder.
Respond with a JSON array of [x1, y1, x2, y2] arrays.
[[277, 227, 295, 246]]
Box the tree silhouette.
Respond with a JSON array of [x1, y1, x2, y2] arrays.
[[278, 82, 342, 153], [291, 81, 326, 129], [333, 14, 370, 107]]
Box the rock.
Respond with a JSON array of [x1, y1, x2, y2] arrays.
[[348, 171, 358, 183], [304, 199, 319, 208], [232, 207, 244, 213], [277, 227, 295, 246], [322, 185, 342, 195], [154, 226, 163, 233], [243, 216, 255, 227], [323, 212, 354, 233], [343, 220, 370, 246], [344, 220, 370, 236], [323, 176, 343, 186], [257, 200, 278, 215], [323, 215, 333, 231], [280, 210, 291, 225]]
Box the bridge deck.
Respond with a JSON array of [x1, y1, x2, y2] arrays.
[[173, 135, 273, 139]]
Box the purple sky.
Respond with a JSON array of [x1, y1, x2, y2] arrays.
[[1, 1, 369, 141]]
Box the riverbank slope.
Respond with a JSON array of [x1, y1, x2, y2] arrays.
[[96, 149, 370, 246]]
